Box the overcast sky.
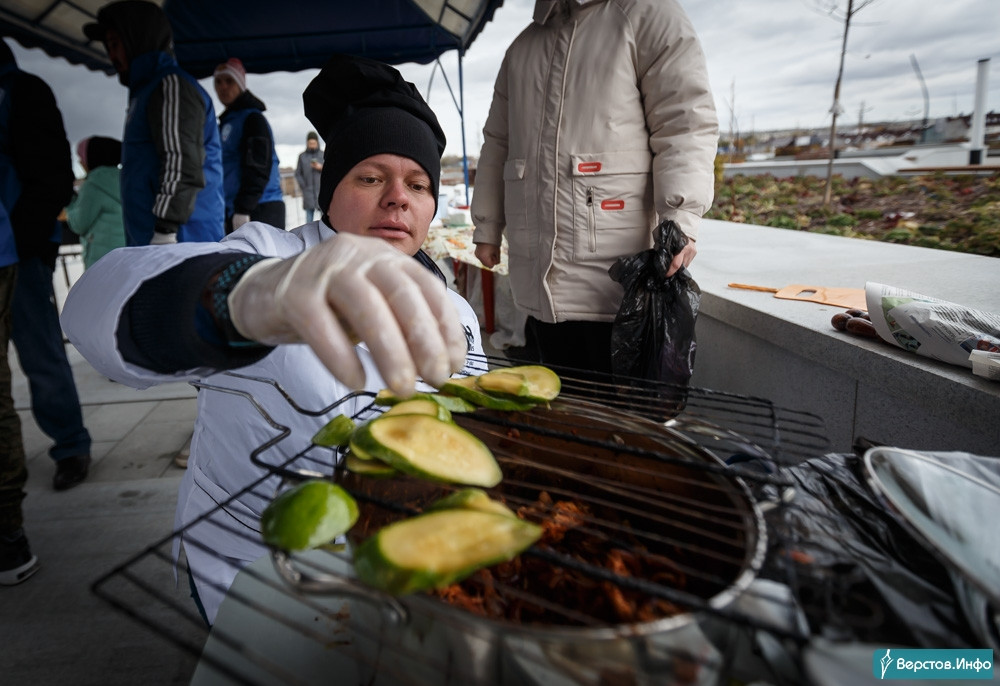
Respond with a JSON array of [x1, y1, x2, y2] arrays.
[[7, 0, 1000, 171]]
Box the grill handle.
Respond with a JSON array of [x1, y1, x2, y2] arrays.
[[271, 550, 409, 626]]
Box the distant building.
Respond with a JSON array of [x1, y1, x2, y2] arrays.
[[926, 111, 1000, 146], [280, 167, 298, 197]]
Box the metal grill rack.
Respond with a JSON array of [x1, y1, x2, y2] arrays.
[[91, 354, 866, 686]]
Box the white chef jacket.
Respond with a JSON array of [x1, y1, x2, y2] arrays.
[[61, 220, 485, 624]]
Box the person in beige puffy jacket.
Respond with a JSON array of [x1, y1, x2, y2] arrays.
[[472, 0, 718, 377]]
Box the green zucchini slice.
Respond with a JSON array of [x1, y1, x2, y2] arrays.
[[353, 509, 542, 595], [374, 389, 476, 413], [373, 388, 404, 406], [426, 488, 516, 518], [475, 365, 561, 402], [349, 440, 375, 461], [382, 398, 452, 422], [261, 480, 358, 551], [344, 452, 398, 478], [349, 414, 502, 487], [437, 375, 537, 411], [311, 414, 355, 447]]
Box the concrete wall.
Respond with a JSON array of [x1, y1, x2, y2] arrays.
[[690, 221, 1000, 457], [723, 144, 997, 180]]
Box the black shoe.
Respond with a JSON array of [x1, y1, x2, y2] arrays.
[[53, 454, 92, 491], [0, 529, 40, 585]]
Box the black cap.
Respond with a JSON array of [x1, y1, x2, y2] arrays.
[[82, 19, 107, 42], [83, 1, 172, 55], [86, 136, 122, 169], [303, 54, 446, 215]]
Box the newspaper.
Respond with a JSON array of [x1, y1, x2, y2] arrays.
[[864, 282, 1000, 377]]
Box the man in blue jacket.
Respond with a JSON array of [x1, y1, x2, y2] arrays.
[[84, 0, 224, 246], [213, 58, 285, 233]]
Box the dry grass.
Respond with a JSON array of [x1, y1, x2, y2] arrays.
[[707, 171, 1000, 257]]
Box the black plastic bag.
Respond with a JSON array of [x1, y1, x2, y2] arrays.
[[758, 452, 983, 648], [608, 220, 701, 386]]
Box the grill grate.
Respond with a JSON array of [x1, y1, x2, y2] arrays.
[[90, 353, 887, 685]]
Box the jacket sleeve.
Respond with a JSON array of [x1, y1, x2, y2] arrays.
[[233, 112, 274, 214], [294, 153, 307, 190], [121, 251, 272, 373], [470, 53, 510, 248], [634, 0, 719, 241], [65, 184, 99, 239], [9, 71, 75, 260], [147, 74, 207, 235], [60, 225, 305, 387]]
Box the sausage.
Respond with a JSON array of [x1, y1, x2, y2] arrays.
[[845, 316, 878, 338], [831, 312, 851, 331], [845, 308, 868, 318]]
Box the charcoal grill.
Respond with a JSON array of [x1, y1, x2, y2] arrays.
[[91, 354, 849, 685]]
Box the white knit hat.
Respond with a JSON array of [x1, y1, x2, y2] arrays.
[[213, 58, 246, 92]]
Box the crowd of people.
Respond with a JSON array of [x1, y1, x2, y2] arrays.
[[1, 0, 717, 634]]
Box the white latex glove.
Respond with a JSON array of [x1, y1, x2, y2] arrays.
[[231, 213, 251, 230], [227, 233, 468, 396], [150, 231, 178, 245]]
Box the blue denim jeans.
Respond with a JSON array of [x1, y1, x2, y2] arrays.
[[10, 256, 91, 462], [304, 208, 315, 224]]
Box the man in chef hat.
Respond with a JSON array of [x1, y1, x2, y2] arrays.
[[61, 54, 483, 624]]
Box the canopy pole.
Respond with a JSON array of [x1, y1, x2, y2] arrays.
[[459, 48, 470, 207]]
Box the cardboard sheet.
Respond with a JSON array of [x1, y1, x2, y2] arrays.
[[728, 283, 867, 311]]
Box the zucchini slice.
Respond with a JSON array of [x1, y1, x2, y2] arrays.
[[426, 488, 516, 518], [475, 365, 561, 402], [261, 480, 358, 551], [344, 452, 398, 478], [353, 509, 541, 595], [349, 440, 375, 461], [437, 375, 537, 411], [382, 398, 452, 422], [349, 414, 502, 487], [374, 389, 476, 414], [311, 414, 355, 447], [373, 388, 404, 406]]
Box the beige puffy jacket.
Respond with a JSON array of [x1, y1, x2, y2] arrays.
[[471, 0, 718, 323]]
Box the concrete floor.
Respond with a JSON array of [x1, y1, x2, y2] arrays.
[[2, 343, 203, 685]]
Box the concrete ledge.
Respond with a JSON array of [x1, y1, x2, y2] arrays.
[[690, 220, 1000, 455], [723, 144, 1000, 180]]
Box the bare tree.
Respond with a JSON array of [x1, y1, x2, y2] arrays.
[[726, 78, 741, 163], [856, 100, 874, 146], [822, 0, 879, 207], [909, 54, 930, 141]]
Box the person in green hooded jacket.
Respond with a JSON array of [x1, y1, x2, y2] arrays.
[[66, 136, 126, 269]]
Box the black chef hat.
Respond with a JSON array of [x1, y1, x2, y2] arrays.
[[303, 54, 446, 216]]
